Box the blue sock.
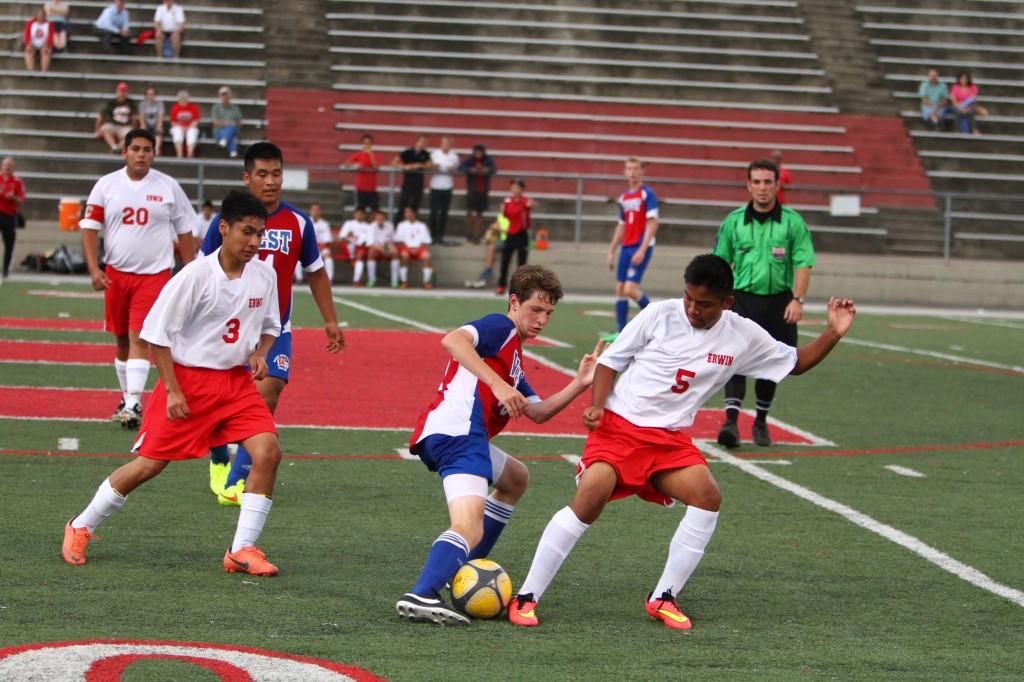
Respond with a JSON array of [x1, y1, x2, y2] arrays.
[[411, 531, 470, 598], [615, 298, 629, 331], [210, 445, 230, 465], [225, 445, 252, 487], [468, 496, 515, 560], [638, 293, 650, 309]]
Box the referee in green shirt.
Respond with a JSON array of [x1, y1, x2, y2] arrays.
[[712, 159, 815, 447]]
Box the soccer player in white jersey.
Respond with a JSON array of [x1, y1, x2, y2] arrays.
[[294, 202, 334, 284], [394, 205, 433, 289], [396, 266, 604, 625], [508, 254, 856, 629], [339, 206, 373, 286], [80, 128, 198, 429], [367, 208, 399, 288], [62, 190, 287, 576]]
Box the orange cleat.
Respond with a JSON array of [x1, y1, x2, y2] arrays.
[[508, 593, 539, 627], [223, 546, 279, 576], [62, 520, 96, 566], [645, 591, 692, 630]]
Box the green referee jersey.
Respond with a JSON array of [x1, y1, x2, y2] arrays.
[[712, 202, 816, 295]]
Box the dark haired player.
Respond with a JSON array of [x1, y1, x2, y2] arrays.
[[80, 128, 197, 429], [201, 142, 345, 503], [509, 254, 855, 630], [63, 190, 286, 576], [396, 265, 604, 625]]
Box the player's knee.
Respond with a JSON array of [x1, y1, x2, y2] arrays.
[[623, 281, 641, 299], [452, 520, 484, 549], [689, 481, 722, 512], [249, 438, 282, 468], [498, 459, 529, 498]]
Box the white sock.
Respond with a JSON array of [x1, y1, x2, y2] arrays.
[[324, 257, 334, 283], [231, 492, 273, 553], [124, 359, 150, 410], [423, 267, 433, 284], [367, 259, 377, 283], [518, 506, 589, 601], [399, 266, 408, 283], [390, 259, 399, 285], [353, 260, 364, 283], [114, 358, 128, 400], [650, 506, 719, 601], [71, 478, 126, 531]]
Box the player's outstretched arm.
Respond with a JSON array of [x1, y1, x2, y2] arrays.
[[442, 328, 528, 418], [791, 297, 856, 375], [305, 268, 346, 353], [151, 344, 189, 420], [526, 340, 605, 424]]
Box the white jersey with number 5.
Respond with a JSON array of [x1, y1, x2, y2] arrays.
[[599, 300, 796, 430], [79, 167, 197, 274], [140, 249, 281, 369]]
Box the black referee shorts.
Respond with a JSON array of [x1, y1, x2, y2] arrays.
[[731, 290, 798, 346]]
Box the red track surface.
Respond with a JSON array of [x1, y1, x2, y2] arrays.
[[1, 330, 813, 443]]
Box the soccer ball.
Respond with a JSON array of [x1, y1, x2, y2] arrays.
[[449, 559, 513, 619]]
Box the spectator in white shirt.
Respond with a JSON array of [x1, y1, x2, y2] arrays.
[[428, 135, 459, 243], [295, 202, 335, 284], [153, 0, 185, 59], [192, 199, 215, 252], [395, 206, 433, 289]]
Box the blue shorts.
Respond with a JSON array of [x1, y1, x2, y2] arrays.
[[617, 244, 654, 283], [267, 331, 292, 382], [414, 433, 494, 483]]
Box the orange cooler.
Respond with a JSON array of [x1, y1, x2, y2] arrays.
[[59, 197, 81, 231]]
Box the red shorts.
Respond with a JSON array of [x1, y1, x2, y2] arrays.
[[399, 246, 428, 261], [133, 364, 277, 461], [354, 245, 369, 259], [104, 266, 171, 337], [578, 410, 707, 506]]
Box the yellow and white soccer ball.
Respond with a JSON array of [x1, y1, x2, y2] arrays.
[[449, 559, 513, 619]]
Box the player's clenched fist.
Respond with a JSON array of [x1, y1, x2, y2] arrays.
[[582, 406, 604, 431], [494, 382, 528, 419], [249, 353, 269, 381], [165, 389, 190, 420]]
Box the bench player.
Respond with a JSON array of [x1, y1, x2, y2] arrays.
[[80, 128, 197, 429], [202, 142, 345, 504], [508, 254, 856, 630], [396, 265, 603, 625], [62, 190, 286, 576]]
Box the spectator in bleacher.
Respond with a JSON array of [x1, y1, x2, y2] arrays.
[[458, 143, 497, 244], [23, 8, 54, 72], [169, 89, 200, 158], [345, 134, 379, 211], [44, 0, 69, 53], [770, 150, 793, 204], [428, 135, 459, 243], [0, 157, 26, 281], [95, 82, 138, 153], [94, 0, 130, 54], [391, 134, 432, 224], [153, 0, 185, 59], [951, 71, 982, 135], [918, 68, 950, 131], [191, 198, 214, 250], [138, 86, 165, 155], [212, 86, 242, 158]]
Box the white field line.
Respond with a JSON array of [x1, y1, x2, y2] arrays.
[[884, 465, 926, 478], [799, 331, 1024, 375], [742, 409, 836, 446], [0, 338, 109, 347], [939, 316, 1024, 332], [561, 454, 581, 465], [698, 440, 1024, 609], [0, 359, 108, 367], [394, 447, 418, 460], [57, 437, 79, 451], [0, 385, 114, 392]]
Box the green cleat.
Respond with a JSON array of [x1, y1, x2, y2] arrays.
[[218, 479, 245, 507]]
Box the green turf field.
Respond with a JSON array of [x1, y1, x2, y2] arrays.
[[1, 280, 1022, 681]]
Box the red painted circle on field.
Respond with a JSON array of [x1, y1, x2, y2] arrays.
[[0, 639, 387, 681]]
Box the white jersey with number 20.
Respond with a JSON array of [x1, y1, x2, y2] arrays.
[[599, 300, 797, 430], [140, 249, 281, 370]]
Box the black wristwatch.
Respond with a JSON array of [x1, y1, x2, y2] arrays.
[[795, 297, 805, 305]]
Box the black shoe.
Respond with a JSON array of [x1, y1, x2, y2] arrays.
[[111, 398, 125, 421], [716, 421, 740, 448], [395, 593, 470, 625], [119, 403, 142, 429], [752, 421, 772, 447]]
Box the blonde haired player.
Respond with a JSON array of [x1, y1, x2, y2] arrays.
[[63, 190, 287, 576]]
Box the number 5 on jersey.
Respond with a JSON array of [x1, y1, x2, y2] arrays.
[[671, 368, 696, 394], [223, 318, 240, 343]]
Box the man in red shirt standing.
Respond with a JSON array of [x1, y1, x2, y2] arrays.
[[0, 157, 25, 281], [345, 134, 379, 212], [771, 150, 793, 204], [495, 179, 534, 295]]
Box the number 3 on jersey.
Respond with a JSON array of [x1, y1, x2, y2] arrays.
[[223, 318, 240, 343], [671, 368, 696, 394]]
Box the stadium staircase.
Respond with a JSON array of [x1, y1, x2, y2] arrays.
[[857, 0, 1024, 258]]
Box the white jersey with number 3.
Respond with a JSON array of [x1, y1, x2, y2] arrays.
[[79, 167, 197, 274], [140, 249, 281, 369], [599, 301, 797, 430]]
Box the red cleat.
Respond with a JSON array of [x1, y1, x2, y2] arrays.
[[223, 546, 279, 576], [645, 591, 692, 630], [508, 593, 539, 627], [62, 520, 96, 566]]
